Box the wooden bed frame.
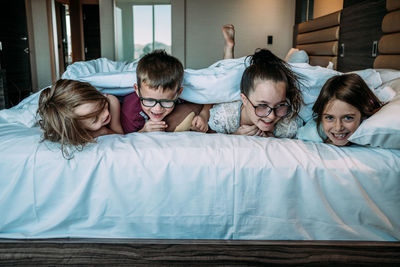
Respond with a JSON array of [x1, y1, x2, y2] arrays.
[[1, 239, 400, 265], [1, 1, 399, 265]]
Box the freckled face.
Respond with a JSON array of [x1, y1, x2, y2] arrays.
[[241, 80, 287, 132], [135, 83, 179, 122], [74, 101, 110, 132], [322, 99, 362, 146]]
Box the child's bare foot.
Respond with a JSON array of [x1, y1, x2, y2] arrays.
[[222, 24, 235, 59], [222, 24, 235, 47]]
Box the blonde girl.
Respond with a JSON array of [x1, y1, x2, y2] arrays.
[[37, 79, 123, 157]]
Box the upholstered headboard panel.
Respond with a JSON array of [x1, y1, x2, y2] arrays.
[[296, 11, 341, 69], [374, 0, 400, 70]]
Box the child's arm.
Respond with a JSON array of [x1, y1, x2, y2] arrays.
[[191, 104, 213, 132], [106, 94, 124, 134]]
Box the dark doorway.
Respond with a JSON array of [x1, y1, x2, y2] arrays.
[[0, 0, 33, 108], [82, 4, 101, 61], [55, 1, 72, 75]]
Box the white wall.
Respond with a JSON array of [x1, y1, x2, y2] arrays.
[[171, 0, 185, 66], [29, 0, 53, 90], [101, 0, 296, 69], [29, 0, 296, 87], [185, 0, 296, 68], [100, 0, 115, 60]]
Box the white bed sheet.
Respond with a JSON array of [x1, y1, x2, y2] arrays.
[[0, 111, 399, 240]]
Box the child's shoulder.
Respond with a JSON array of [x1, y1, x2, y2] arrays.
[[122, 92, 140, 104]]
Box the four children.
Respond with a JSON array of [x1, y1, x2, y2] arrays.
[[37, 25, 386, 156]]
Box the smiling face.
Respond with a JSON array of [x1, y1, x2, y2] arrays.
[[74, 101, 110, 132], [322, 99, 362, 146], [135, 83, 180, 122], [241, 80, 287, 133]]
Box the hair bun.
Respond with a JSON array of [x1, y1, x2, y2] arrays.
[[250, 49, 281, 66], [39, 86, 54, 107]]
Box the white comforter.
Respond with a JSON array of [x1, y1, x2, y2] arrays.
[[0, 108, 399, 240], [0, 59, 399, 240]]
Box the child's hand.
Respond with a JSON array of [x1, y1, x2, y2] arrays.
[[235, 125, 264, 136], [191, 115, 209, 132], [139, 120, 168, 132], [258, 131, 274, 137]]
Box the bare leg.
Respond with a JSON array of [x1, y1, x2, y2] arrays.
[[222, 24, 235, 59]]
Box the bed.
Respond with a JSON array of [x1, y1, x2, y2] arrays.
[[1, 4, 400, 266]]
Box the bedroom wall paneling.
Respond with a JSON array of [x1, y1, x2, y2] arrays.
[[374, 0, 400, 70], [313, 0, 343, 18], [295, 11, 340, 69], [337, 0, 386, 72], [295, 0, 314, 24]]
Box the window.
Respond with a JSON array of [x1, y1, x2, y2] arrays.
[[133, 4, 171, 59]]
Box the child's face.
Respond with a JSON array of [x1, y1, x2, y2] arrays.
[[242, 80, 287, 133], [135, 83, 180, 122], [322, 99, 362, 146], [74, 101, 110, 132]]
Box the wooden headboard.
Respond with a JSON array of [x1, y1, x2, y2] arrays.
[[294, 0, 400, 72], [374, 0, 400, 70], [295, 11, 341, 69]]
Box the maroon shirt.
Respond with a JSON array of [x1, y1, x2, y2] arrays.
[[120, 92, 148, 133]]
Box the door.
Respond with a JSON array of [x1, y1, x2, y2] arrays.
[[0, 0, 32, 108], [55, 1, 71, 74], [337, 0, 386, 72], [82, 4, 101, 61]]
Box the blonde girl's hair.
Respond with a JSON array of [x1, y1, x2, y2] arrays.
[[37, 79, 108, 158]]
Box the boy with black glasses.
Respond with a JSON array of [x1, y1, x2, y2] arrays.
[[121, 50, 209, 133]]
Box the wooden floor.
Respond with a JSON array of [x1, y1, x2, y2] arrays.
[[0, 239, 399, 266]]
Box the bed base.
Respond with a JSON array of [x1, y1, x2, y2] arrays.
[[1, 239, 399, 265]]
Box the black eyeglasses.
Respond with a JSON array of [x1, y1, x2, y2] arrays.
[[138, 89, 178, 108], [245, 95, 291, 118]]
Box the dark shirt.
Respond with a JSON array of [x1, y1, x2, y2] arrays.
[[120, 92, 148, 133]]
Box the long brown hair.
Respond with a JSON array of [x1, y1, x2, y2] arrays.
[[240, 49, 303, 120], [312, 73, 382, 140], [37, 79, 108, 158]]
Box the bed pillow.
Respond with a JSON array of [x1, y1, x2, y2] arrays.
[[375, 69, 400, 84], [379, 77, 400, 94], [349, 69, 383, 90], [285, 48, 309, 63], [348, 95, 400, 149], [295, 119, 324, 142], [372, 77, 400, 104]]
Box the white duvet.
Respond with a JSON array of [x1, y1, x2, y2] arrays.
[[0, 59, 399, 240]]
